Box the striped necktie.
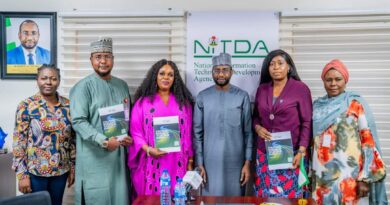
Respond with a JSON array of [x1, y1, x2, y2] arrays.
[[28, 53, 34, 65]]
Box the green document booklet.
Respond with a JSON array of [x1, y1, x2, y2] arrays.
[[153, 116, 181, 152], [98, 104, 128, 140], [265, 131, 293, 170]]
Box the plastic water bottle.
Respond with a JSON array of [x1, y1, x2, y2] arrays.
[[160, 169, 171, 205], [174, 178, 186, 205]]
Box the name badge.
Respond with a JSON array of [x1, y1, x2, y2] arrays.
[[322, 134, 331, 148]]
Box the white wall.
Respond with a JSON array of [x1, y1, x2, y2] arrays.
[[0, 81, 36, 150], [1, 0, 390, 150]]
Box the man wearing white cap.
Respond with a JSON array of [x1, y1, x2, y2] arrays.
[[193, 53, 253, 196], [70, 37, 132, 205]]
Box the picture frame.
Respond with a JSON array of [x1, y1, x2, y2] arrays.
[[0, 12, 57, 79]]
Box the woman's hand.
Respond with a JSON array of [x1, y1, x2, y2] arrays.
[[148, 147, 167, 158], [120, 136, 133, 146], [255, 125, 272, 140], [357, 181, 370, 198], [18, 177, 32, 193], [67, 169, 75, 188], [292, 153, 303, 169], [292, 147, 306, 169]]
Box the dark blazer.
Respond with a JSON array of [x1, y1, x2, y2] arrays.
[[253, 78, 313, 152], [7, 45, 50, 65]]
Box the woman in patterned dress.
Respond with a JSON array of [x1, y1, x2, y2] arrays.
[[12, 64, 75, 205], [253, 49, 312, 198], [312, 59, 387, 205], [128, 59, 194, 198]]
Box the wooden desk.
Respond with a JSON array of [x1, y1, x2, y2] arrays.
[[133, 195, 316, 205]]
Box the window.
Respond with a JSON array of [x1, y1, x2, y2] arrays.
[[58, 12, 186, 98], [280, 11, 390, 193]]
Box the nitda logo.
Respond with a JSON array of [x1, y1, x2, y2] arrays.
[[194, 36, 269, 58]]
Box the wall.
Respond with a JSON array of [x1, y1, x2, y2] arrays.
[[2, 0, 390, 12], [0, 81, 36, 150], [1, 0, 390, 150]]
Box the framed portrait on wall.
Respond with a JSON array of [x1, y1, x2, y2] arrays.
[[0, 12, 56, 79]]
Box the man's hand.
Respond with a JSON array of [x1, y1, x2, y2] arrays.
[[198, 165, 207, 183], [18, 177, 32, 193], [187, 159, 194, 171], [240, 161, 251, 186], [107, 137, 120, 151], [120, 136, 133, 146], [67, 169, 75, 188]]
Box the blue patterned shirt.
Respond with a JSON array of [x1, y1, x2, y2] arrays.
[[12, 93, 75, 179]]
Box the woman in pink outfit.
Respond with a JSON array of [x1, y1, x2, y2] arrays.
[[128, 59, 194, 198]]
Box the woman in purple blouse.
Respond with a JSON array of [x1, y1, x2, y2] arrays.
[[252, 49, 312, 198]]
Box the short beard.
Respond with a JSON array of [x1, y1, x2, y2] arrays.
[[22, 43, 37, 50], [213, 78, 230, 87], [96, 70, 111, 77]]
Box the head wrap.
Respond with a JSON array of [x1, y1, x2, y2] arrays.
[[90, 37, 113, 54], [321, 59, 349, 83], [212, 53, 232, 68]]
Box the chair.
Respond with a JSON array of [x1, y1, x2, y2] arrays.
[[0, 191, 51, 205]]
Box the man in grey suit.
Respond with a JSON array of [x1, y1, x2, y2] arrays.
[[193, 53, 253, 196]]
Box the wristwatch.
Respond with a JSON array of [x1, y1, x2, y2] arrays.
[[102, 139, 109, 149]]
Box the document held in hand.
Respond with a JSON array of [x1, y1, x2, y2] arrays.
[[98, 104, 128, 141], [153, 116, 181, 152], [183, 170, 203, 190], [265, 131, 294, 170]]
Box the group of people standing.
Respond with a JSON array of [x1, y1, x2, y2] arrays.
[[11, 37, 388, 205]]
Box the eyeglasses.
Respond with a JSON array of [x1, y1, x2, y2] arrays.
[[212, 68, 231, 75], [93, 54, 113, 61]]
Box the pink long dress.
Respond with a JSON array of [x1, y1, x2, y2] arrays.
[[128, 93, 193, 197]]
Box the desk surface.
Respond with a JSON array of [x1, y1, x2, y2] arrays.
[[133, 196, 316, 205]]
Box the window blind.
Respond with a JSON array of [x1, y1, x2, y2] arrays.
[[58, 12, 186, 98], [280, 11, 390, 194]]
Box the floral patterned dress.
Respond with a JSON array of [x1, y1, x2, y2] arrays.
[[12, 93, 75, 180], [254, 149, 309, 198], [312, 100, 386, 205]]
